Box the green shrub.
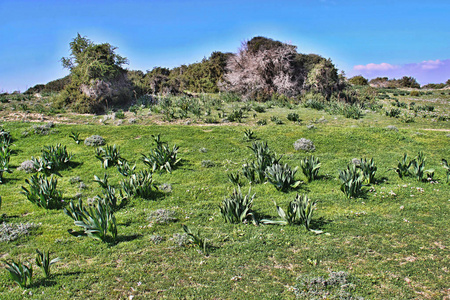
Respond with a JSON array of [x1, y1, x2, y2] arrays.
[[386, 108, 401, 118], [391, 153, 413, 179], [339, 164, 364, 198], [64, 199, 117, 242], [4, 260, 33, 288], [287, 112, 300, 122], [93, 174, 126, 210], [227, 172, 241, 186], [115, 109, 125, 119], [0, 145, 12, 184], [442, 159, 450, 183], [410, 151, 434, 182], [21, 174, 63, 209], [219, 187, 255, 224], [299, 155, 321, 182], [243, 129, 256, 141], [342, 104, 363, 119], [253, 105, 265, 113], [182, 225, 208, 255], [261, 194, 316, 231], [410, 90, 420, 97], [141, 134, 181, 173], [35, 249, 61, 278], [358, 158, 377, 184], [41, 144, 73, 171], [95, 144, 123, 169], [270, 116, 283, 124], [227, 108, 244, 122], [120, 170, 155, 199], [265, 163, 301, 192], [303, 98, 325, 110], [243, 141, 281, 184], [256, 119, 267, 126], [69, 131, 82, 144]]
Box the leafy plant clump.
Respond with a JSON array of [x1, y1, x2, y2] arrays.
[[219, 187, 256, 224], [358, 158, 377, 184], [391, 153, 413, 179], [182, 224, 208, 255], [299, 155, 321, 182], [265, 163, 301, 192], [64, 199, 118, 242], [339, 164, 365, 198], [94, 174, 126, 210], [69, 131, 82, 144], [35, 249, 62, 278], [242, 141, 281, 184], [410, 151, 434, 182], [261, 194, 317, 231], [4, 260, 33, 288], [120, 170, 155, 199], [21, 174, 63, 209], [141, 134, 181, 173], [443, 159, 450, 183], [95, 144, 124, 169], [0, 142, 12, 183]]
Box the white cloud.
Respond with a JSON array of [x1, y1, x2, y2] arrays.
[[419, 59, 443, 70], [353, 62, 397, 71]]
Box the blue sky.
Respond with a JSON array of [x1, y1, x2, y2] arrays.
[[1, 0, 449, 92]]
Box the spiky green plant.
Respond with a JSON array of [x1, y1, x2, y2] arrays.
[[65, 199, 117, 242], [69, 131, 82, 144], [120, 170, 155, 199], [410, 151, 434, 182], [227, 172, 241, 186], [299, 155, 321, 182], [21, 174, 63, 209], [35, 249, 62, 278], [243, 141, 281, 184], [0, 145, 12, 184], [117, 160, 136, 176], [41, 144, 73, 171], [265, 163, 301, 192], [4, 260, 33, 288], [219, 187, 255, 224], [339, 164, 365, 198], [391, 153, 413, 179], [93, 174, 126, 210], [141, 134, 181, 173], [182, 224, 208, 255], [260, 194, 317, 231], [442, 159, 450, 183], [359, 158, 377, 184], [243, 129, 256, 141], [95, 144, 123, 169]]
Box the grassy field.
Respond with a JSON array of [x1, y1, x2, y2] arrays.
[[0, 90, 449, 299]]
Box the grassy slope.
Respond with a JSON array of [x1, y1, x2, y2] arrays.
[[0, 94, 449, 299]]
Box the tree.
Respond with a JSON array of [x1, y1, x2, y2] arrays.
[[222, 37, 301, 100], [304, 59, 341, 97], [56, 34, 133, 113], [348, 75, 368, 86], [61, 34, 128, 83]]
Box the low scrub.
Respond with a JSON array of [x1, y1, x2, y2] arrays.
[[339, 164, 365, 198], [21, 174, 63, 209], [265, 163, 301, 192], [64, 199, 118, 242], [219, 187, 255, 224], [142, 134, 181, 173], [299, 155, 321, 182]]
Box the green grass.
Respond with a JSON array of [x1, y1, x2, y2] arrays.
[[0, 92, 449, 299]]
